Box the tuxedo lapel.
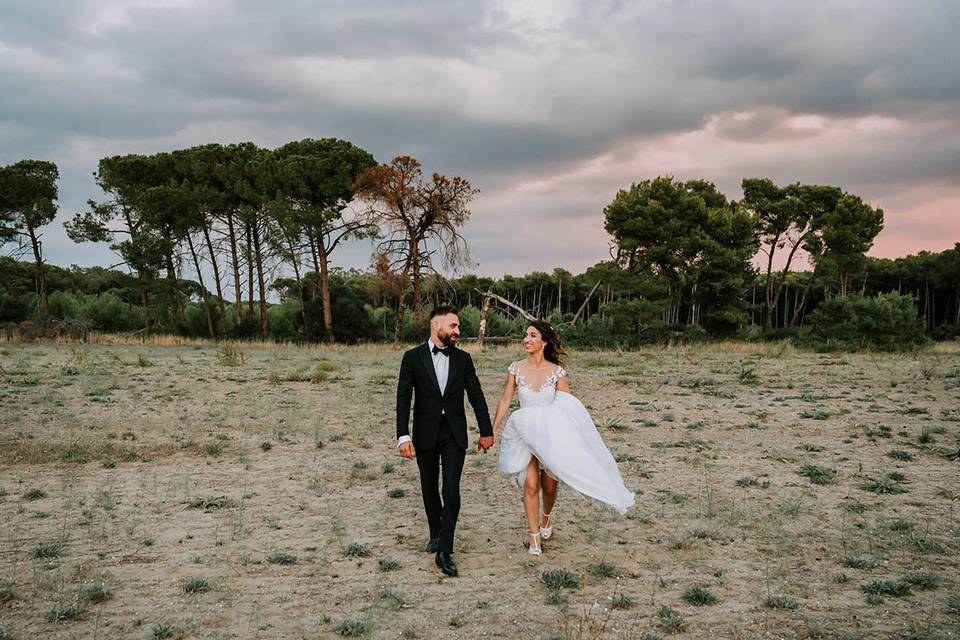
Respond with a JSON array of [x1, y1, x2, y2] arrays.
[[419, 342, 442, 396], [445, 348, 464, 394]]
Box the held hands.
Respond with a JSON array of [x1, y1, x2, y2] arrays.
[[398, 441, 415, 460], [477, 435, 495, 453]]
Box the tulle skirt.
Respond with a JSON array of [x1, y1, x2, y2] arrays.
[[497, 391, 635, 515]]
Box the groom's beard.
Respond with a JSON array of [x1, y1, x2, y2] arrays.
[[438, 331, 457, 347]]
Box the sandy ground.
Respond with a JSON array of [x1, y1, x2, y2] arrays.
[[0, 340, 958, 639]]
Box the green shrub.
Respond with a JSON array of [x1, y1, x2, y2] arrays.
[[799, 292, 927, 351]]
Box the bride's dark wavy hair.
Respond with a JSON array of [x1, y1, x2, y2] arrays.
[[527, 319, 566, 366]]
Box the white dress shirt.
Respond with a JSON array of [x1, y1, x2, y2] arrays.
[[397, 339, 448, 448]]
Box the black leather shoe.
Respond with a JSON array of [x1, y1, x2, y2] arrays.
[[435, 551, 458, 577], [425, 538, 439, 553]]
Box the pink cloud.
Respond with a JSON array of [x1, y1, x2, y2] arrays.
[[470, 108, 959, 276]]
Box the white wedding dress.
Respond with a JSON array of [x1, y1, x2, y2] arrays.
[[497, 361, 636, 515]]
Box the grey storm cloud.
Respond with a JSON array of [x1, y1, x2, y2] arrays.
[[1, 0, 959, 276]]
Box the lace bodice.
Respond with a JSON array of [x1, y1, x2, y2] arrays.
[[509, 360, 567, 407]]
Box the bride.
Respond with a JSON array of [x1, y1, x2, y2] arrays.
[[490, 320, 635, 555]]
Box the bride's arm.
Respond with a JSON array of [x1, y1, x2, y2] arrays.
[[491, 373, 516, 436]]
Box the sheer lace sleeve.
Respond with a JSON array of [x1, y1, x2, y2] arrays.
[[508, 361, 519, 377], [553, 365, 567, 382]]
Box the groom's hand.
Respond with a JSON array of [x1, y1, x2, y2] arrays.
[[477, 435, 495, 452], [398, 442, 414, 460]]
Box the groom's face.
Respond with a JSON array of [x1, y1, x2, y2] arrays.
[[434, 313, 460, 347]]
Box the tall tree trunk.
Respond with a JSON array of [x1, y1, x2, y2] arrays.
[[478, 289, 492, 347], [791, 275, 816, 326], [139, 274, 151, 332], [165, 251, 185, 327], [283, 228, 308, 334], [763, 235, 779, 332], [251, 220, 268, 335], [411, 238, 422, 327], [186, 232, 215, 338], [245, 223, 254, 326], [394, 259, 412, 345], [26, 226, 48, 315], [318, 237, 334, 341], [394, 295, 405, 345], [226, 211, 242, 330], [765, 232, 809, 332], [202, 223, 226, 333]]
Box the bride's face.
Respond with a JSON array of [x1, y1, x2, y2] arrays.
[[522, 326, 545, 354]]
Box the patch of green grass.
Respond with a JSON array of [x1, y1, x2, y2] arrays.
[[797, 463, 837, 485], [889, 518, 915, 532], [22, 488, 46, 501], [152, 623, 174, 639], [266, 552, 297, 565], [599, 417, 628, 431], [540, 569, 579, 590], [32, 542, 62, 559], [764, 594, 798, 609], [839, 499, 870, 514], [181, 576, 209, 593], [343, 542, 370, 558], [903, 571, 939, 590], [682, 585, 718, 606], [886, 449, 914, 461], [842, 556, 878, 570], [860, 474, 908, 495], [333, 619, 370, 636], [216, 346, 245, 367], [185, 496, 236, 510], [78, 582, 111, 604], [47, 600, 83, 621], [610, 593, 635, 609], [545, 590, 568, 606], [861, 579, 911, 597], [656, 605, 685, 633], [947, 594, 960, 615], [799, 408, 830, 420], [905, 531, 946, 554], [735, 476, 760, 487], [378, 558, 400, 572], [588, 561, 617, 578], [387, 488, 405, 499], [377, 588, 407, 609]]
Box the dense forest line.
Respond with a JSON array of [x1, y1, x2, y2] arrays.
[[2, 142, 959, 350]]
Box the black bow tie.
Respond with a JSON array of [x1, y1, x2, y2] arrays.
[[432, 345, 449, 356]]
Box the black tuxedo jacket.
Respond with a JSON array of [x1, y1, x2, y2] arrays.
[[396, 342, 493, 450]]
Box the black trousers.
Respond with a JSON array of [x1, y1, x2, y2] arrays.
[[415, 415, 466, 554]]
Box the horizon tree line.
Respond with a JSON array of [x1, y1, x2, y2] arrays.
[[2, 142, 959, 346]]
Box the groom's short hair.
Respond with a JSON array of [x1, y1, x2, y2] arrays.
[[430, 304, 459, 320]]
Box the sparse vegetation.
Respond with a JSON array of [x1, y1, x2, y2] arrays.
[[1, 342, 957, 637]]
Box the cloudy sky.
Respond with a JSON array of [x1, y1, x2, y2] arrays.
[[2, 0, 958, 280]]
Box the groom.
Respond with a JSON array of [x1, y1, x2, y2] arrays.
[[396, 305, 494, 577]]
